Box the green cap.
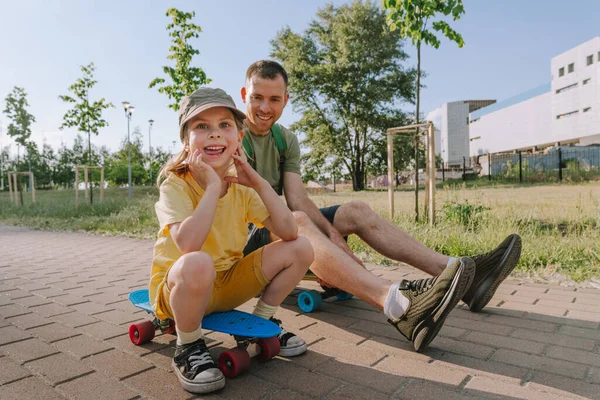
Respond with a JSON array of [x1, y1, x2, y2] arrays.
[[178, 87, 246, 142]]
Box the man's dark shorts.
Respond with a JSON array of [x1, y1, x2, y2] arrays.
[[243, 205, 341, 256]]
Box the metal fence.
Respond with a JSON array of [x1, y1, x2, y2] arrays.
[[479, 146, 600, 183]]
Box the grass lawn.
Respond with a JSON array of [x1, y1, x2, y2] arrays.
[[1, 181, 599, 281]]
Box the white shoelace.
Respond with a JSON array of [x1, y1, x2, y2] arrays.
[[188, 352, 214, 371]]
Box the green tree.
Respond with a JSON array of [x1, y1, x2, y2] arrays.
[[24, 142, 55, 189], [59, 62, 113, 203], [54, 142, 75, 189], [0, 144, 9, 190], [39, 143, 57, 188], [71, 134, 87, 167], [3, 86, 35, 165], [383, 0, 465, 217], [105, 127, 147, 186], [367, 126, 426, 182], [53, 134, 93, 189], [149, 8, 211, 111], [271, 1, 416, 190], [149, 146, 171, 186]]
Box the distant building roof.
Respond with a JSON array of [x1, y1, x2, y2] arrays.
[[470, 83, 551, 120]]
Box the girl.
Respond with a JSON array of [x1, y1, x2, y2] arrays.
[[150, 87, 314, 394]]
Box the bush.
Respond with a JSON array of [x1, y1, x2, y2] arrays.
[[441, 200, 489, 228]]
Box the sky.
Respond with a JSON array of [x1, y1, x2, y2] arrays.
[[1, 0, 599, 157]]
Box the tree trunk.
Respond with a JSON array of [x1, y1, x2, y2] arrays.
[[352, 168, 365, 191], [356, 154, 365, 191], [414, 41, 421, 222], [351, 155, 366, 191], [350, 137, 366, 191]]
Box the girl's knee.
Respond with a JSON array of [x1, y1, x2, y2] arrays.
[[292, 236, 314, 266], [177, 251, 215, 290]]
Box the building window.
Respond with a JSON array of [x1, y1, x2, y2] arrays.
[[583, 107, 591, 113], [568, 63, 574, 73], [556, 110, 578, 120], [559, 67, 565, 77], [556, 83, 577, 94], [583, 78, 591, 85], [587, 55, 594, 66]]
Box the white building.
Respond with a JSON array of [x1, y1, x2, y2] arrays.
[[426, 100, 495, 167], [470, 37, 600, 157]]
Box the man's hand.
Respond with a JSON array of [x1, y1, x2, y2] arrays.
[[329, 228, 365, 268]]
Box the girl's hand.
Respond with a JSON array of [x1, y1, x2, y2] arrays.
[[188, 149, 221, 188], [224, 146, 265, 189]]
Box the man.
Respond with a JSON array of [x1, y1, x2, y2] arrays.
[[240, 60, 521, 353]]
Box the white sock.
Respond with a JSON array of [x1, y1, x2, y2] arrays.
[[176, 325, 204, 346], [446, 257, 457, 268], [383, 282, 410, 321], [253, 299, 278, 320]]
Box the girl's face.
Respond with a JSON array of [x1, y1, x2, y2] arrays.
[[186, 107, 243, 171]]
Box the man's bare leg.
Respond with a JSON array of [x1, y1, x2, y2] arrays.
[[291, 212, 390, 310], [330, 201, 523, 314], [289, 211, 475, 353], [333, 201, 449, 276]]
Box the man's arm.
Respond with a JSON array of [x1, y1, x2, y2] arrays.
[[254, 179, 297, 242], [283, 172, 334, 236]]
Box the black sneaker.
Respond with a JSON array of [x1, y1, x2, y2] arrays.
[[389, 257, 475, 353], [462, 234, 522, 312], [171, 338, 225, 394], [270, 317, 307, 356]]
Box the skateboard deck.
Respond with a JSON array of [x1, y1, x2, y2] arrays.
[[127, 289, 281, 378], [298, 271, 354, 312], [129, 289, 280, 338]]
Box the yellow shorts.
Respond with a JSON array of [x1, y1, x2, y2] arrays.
[[154, 248, 269, 320]]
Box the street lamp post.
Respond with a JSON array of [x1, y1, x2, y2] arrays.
[[122, 101, 135, 200], [148, 119, 154, 185]]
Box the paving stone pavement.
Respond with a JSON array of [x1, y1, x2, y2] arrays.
[[1, 225, 600, 399]]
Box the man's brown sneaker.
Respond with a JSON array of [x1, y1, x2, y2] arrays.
[[388, 257, 475, 353], [462, 234, 522, 312]]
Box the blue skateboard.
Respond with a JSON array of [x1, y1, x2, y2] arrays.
[[128, 289, 281, 377]]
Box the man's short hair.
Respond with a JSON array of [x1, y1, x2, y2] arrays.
[[245, 60, 288, 88]]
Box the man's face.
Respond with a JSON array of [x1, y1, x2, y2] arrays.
[[241, 74, 289, 135]]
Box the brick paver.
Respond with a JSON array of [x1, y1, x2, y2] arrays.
[[1, 225, 600, 399]]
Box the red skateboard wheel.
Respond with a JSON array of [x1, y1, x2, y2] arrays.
[[128, 320, 155, 345], [218, 347, 251, 378]]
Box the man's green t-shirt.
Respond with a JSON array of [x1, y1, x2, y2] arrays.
[[242, 124, 301, 193]]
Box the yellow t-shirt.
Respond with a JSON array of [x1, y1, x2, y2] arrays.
[[149, 172, 270, 309]]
